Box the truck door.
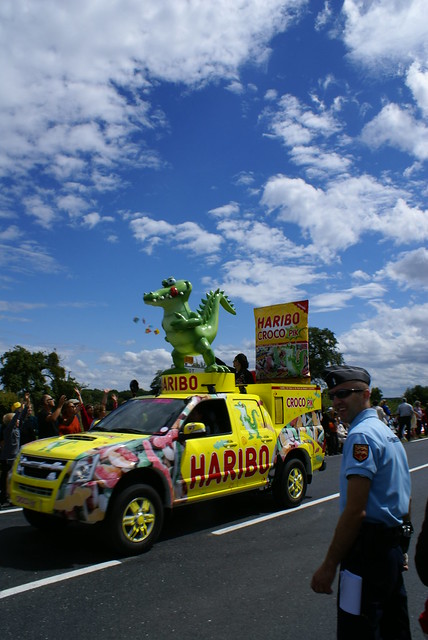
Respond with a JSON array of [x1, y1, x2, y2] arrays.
[[178, 398, 241, 503], [230, 397, 275, 490]]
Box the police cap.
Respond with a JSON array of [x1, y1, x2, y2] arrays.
[[323, 365, 371, 389]]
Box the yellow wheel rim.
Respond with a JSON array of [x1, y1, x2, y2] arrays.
[[121, 497, 156, 544], [287, 467, 304, 499]]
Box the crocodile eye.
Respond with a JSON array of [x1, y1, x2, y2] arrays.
[[170, 286, 178, 297]]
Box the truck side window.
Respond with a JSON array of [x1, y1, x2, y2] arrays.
[[275, 397, 284, 425], [185, 399, 232, 436]]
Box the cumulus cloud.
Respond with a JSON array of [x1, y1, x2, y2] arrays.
[[208, 202, 241, 218], [311, 282, 387, 312], [130, 214, 223, 256], [261, 93, 352, 179], [342, 0, 428, 68], [381, 247, 428, 290], [91, 347, 173, 390], [361, 103, 428, 161], [212, 259, 324, 306], [261, 174, 428, 258], [338, 301, 428, 394], [406, 62, 428, 116], [264, 93, 341, 147], [0, 0, 307, 233]]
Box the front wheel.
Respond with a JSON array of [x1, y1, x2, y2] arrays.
[[273, 459, 307, 509], [106, 484, 164, 556]]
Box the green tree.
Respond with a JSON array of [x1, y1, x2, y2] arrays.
[[150, 370, 163, 395], [403, 385, 428, 406], [0, 345, 80, 408], [370, 387, 383, 405], [308, 327, 344, 382], [0, 389, 20, 417]]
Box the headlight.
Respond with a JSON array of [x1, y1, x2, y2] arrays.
[[69, 457, 97, 483]]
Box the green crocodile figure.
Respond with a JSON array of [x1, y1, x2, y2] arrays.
[[143, 277, 236, 373]]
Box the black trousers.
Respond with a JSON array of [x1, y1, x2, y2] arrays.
[[397, 417, 412, 441], [0, 460, 12, 502], [337, 524, 411, 640]]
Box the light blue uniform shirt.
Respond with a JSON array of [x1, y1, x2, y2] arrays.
[[340, 408, 411, 527]]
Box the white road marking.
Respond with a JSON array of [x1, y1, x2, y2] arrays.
[[0, 561, 121, 600], [212, 493, 340, 535], [410, 462, 428, 472], [212, 461, 428, 536]]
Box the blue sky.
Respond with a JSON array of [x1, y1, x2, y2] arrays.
[[1, 0, 427, 396]]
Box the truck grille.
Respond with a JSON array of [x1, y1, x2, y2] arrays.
[[17, 483, 53, 497], [17, 455, 68, 481]]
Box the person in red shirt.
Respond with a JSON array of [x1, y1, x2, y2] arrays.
[[58, 399, 82, 435]]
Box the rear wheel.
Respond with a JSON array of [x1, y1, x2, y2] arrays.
[[106, 484, 164, 555], [273, 459, 307, 508]]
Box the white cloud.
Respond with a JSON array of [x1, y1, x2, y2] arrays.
[[261, 174, 428, 258], [381, 247, 428, 290], [213, 259, 323, 306], [264, 89, 278, 101], [0, 242, 61, 274], [406, 62, 428, 117], [265, 94, 341, 145], [342, 0, 428, 68], [315, 1, 333, 31], [0, 225, 22, 241], [83, 212, 115, 228], [208, 202, 241, 218], [338, 301, 428, 395], [361, 103, 428, 161], [289, 144, 351, 174], [0, 0, 306, 175], [216, 217, 306, 261], [311, 282, 387, 312], [370, 199, 428, 243], [23, 194, 57, 228], [91, 347, 173, 390], [130, 214, 223, 256], [0, 300, 46, 312]]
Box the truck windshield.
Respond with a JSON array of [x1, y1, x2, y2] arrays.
[[90, 398, 187, 435]]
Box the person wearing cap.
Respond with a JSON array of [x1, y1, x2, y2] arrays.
[[58, 399, 83, 435], [0, 393, 31, 507], [311, 364, 412, 639], [37, 393, 67, 439]]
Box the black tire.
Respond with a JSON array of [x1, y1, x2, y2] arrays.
[[273, 459, 307, 508], [106, 484, 164, 556], [23, 508, 68, 530]]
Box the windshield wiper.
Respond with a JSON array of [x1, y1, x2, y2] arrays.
[[108, 427, 144, 434]]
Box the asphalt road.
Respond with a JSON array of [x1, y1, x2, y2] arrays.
[[1, 439, 427, 640]]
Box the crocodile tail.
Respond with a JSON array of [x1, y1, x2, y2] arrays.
[[197, 289, 236, 324], [219, 291, 236, 315]]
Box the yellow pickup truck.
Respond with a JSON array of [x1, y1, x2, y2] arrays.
[[10, 372, 325, 555]]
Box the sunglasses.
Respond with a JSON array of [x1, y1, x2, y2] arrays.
[[328, 388, 365, 400]]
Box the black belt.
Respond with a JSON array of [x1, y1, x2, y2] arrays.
[[360, 521, 402, 546]]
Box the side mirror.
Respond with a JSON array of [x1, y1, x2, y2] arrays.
[[181, 422, 207, 438]]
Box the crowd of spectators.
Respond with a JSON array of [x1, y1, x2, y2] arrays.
[[0, 388, 118, 508], [322, 397, 427, 456]]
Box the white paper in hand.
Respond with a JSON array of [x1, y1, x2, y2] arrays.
[[339, 569, 362, 615]]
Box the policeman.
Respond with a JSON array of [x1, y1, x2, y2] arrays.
[[311, 365, 412, 639]]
